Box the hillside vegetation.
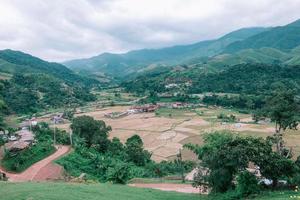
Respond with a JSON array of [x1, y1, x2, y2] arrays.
[[0, 50, 98, 114]]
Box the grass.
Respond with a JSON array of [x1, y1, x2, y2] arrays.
[[0, 182, 202, 200], [1, 182, 300, 200]]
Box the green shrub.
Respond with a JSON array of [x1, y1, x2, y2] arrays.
[[2, 141, 56, 172], [107, 162, 132, 184], [236, 171, 260, 197], [34, 122, 71, 145]]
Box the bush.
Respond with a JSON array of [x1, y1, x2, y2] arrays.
[[0, 137, 5, 146], [34, 123, 71, 145], [236, 171, 260, 197], [217, 113, 236, 122], [107, 162, 132, 184], [2, 141, 56, 172]]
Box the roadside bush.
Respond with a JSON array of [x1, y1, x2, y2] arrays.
[[236, 171, 260, 197], [2, 141, 55, 172], [107, 162, 133, 184], [0, 137, 5, 146], [34, 122, 70, 145]]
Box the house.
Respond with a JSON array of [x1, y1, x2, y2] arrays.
[[19, 118, 38, 129], [51, 114, 64, 124], [172, 102, 183, 108], [5, 141, 31, 152], [4, 129, 34, 152], [16, 129, 34, 142]]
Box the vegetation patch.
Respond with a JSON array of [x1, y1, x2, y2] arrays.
[[1, 141, 56, 172]]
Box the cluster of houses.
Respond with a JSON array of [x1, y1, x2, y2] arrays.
[[1, 118, 37, 153], [104, 102, 204, 119], [157, 102, 203, 109], [4, 129, 35, 153], [104, 111, 129, 119], [104, 104, 160, 119]]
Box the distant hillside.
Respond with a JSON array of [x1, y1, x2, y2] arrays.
[[122, 63, 300, 96], [225, 19, 300, 53], [64, 27, 268, 77], [0, 49, 98, 86], [0, 50, 97, 114]]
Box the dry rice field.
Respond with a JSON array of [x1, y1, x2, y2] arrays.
[[43, 106, 300, 162]]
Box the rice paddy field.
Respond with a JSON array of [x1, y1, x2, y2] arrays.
[[37, 104, 300, 162]]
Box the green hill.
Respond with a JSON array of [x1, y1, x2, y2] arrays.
[[0, 50, 98, 114], [0, 49, 98, 86], [225, 19, 300, 53], [122, 63, 300, 96], [64, 28, 268, 77]]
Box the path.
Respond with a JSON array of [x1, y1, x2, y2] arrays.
[[128, 183, 200, 194], [0, 145, 71, 182]]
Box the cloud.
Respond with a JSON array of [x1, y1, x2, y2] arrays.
[[0, 0, 299, 61]]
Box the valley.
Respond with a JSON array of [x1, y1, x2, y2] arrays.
[[0, 13, 300, 200], [26, 93, 300, 162]]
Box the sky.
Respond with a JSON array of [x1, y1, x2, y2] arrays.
[[0, 0, 300, 62]]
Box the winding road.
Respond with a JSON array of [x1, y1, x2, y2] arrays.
[[0, 145, 71, 182]]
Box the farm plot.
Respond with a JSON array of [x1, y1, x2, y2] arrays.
[[37, 106, 300, 162]]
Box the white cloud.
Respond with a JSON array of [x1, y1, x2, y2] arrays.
[[0, 0, 299, 61]]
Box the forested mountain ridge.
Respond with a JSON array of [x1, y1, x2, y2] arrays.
[[122, 63, 300, 95], [224, 19, 300, 53], [65, 19, 300, 80], [0, 49, 98, 114], [64, 27, 268, 77]]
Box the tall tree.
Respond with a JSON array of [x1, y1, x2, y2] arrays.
[[263, 87, 300, 155], [71, 116, 111, 151], [125, 135, 151, 166]]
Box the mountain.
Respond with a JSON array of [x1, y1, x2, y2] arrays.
[[64, 27, 268, 77], [0, 49, 98, 86], [225, 19, 300, 53], [0, 49, 97, 114]]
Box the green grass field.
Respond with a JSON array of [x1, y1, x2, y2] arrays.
[[0, 182, 201, 200], [1, 182, 299, 200]]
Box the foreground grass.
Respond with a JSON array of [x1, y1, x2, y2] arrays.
[[0, 182, 201, 200], [1, 182, 300, 200]]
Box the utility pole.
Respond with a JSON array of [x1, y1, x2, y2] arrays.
[[53, 117, 57, 147], [69, 128, 73, 146], [177, 149, 185, 183]]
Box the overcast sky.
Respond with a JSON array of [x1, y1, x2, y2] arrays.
[[0, 0, 300, 62]]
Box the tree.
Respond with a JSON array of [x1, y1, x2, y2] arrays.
[[108, 137, 124, 157], [125, 135, 151, 166], [184, 131, 293, 193], [263, 88, 300, 155], [236, 171, 260, 197], [257, 152, 296, 187], [71, 116, 112, 151]]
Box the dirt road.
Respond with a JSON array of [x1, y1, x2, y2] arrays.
[[0, 145, 70, 182], [128, 183, 200, 194]]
